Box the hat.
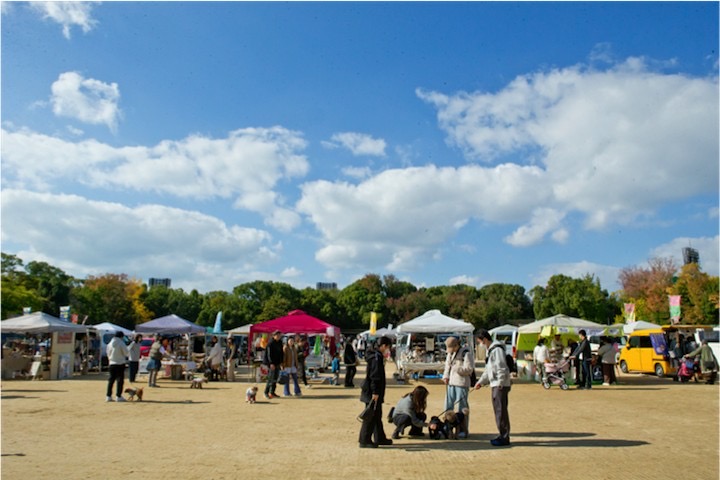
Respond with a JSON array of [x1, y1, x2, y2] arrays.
[[272, 330, 282, 336]]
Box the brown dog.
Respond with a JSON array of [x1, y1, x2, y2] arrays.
[[123, 387, 144, 401]]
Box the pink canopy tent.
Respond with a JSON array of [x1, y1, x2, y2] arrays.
[[248, 310, 340, 359]]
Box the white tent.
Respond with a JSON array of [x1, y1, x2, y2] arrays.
[[623, 320, 661, 335], [396, 310, 474, 334], [227, 323, 253, 335], [1, 312, 89, 334], [517, 314, 607, 334], [93, 322, 133, 336], [489, 324, 518, 334]]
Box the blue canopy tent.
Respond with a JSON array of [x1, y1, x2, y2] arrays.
[[135, 314, 205, 335]]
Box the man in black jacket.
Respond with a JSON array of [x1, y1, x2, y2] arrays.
[[343, 337, 358, 387], [263, 330, 284, 399], [358, 336, 393, 448], [570, 329, 592, 390]]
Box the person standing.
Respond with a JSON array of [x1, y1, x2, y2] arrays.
[[343, 338, 358, 387], [106, 331, 129, 402], [127, 334, 142, 383], [147, 337, 172, 388], [570, 329, 592, 389], [295, 335, 310, 388], [596, 337, 617, 386], [442, 336, 474, 439], [533, 337, 550, 383], [206, 336, 223, 381], [263, 330, 284, 399], [358, 336, 393, 448], [225, 336, 237, 382], [474, 329, 512, 447], [282, 336, 302, 396]]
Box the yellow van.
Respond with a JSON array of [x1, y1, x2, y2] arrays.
[[619, 325, 712, 377]]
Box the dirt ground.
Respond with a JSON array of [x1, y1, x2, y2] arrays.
[[1, 363, 718, 480]]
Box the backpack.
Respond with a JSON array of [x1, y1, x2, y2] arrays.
[[489, 344, 517, 374], [460, 348, 478, 386]]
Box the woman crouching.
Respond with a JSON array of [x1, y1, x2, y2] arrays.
[[391, 386, 429, 439]]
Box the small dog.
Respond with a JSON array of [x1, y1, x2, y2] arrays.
[[190, 377, 207, 389], [246, 385, 258, 403], [428, 416, 448, 440], [443, 408, 469, 439], [124, 387, 144, 401]]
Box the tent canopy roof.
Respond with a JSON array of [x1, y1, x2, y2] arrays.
[[396, 310, 474, 334], [517, 314, 606, 334], [135, 314, 205, 335], [92, 322, 133, 336], [249, 310, 339, 336], [227, 323, 253, 335], [489, 324, 519, 334], [1, 312, 89, 334]]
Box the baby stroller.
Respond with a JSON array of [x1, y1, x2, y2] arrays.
[[543, 359, 570, 390], [676, 358, 695, 383]]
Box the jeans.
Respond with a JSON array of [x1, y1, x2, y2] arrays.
[[128, 361, 139, 383], [344, 365, 357, 386], [264, 365, 280, 395], [491, 386, 511, 441], [580, 360, 592, 388], [445, 385, 470, 431], [283, 371, 301, 396], [392, 412, 426, 436]]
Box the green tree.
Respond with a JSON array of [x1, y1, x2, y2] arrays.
[[71, 274, 143, 329], [670, 263, 719, 325], [337, 274, 385, 328], [468, 283, 533, 329], [531, 274, 618, 323], [299, 287, 344, 326], [23, 261, 77, 315]]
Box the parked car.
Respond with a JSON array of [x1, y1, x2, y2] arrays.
[[139, 338, 154, 357]]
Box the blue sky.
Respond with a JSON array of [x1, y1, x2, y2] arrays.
[[1, 1, 718, 295]]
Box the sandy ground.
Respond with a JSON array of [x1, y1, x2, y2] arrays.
[[1, 363, 718, 480]]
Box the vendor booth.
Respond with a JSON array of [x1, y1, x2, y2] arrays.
[[394, 310, 475, 382], [248, 310, 341, 380], [1, 312, 89, 380], [515, 314, 622, 381], [135, 314, 206, 380]]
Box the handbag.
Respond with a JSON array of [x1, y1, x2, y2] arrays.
[[357, 400, 376, 422], [278, 371, 289, 385]]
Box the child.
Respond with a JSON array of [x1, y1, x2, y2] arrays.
[[331, 353, 340, 385], [246, 385, 258, 403]]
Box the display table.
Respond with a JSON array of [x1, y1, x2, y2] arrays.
[[161, 360, 197, 380], [396, 361, 445, 381]]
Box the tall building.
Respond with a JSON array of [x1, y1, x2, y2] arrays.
[[316, 282, 337, 291], [682, 247, 699, 265], [148, 277, 172, 288]]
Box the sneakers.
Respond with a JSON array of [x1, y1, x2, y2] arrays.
[[602, 382, 610, 386], [377, 438, 393, 446], [391, 432, 400, 440], [106, 396, 113, 402], [490, 437, 510, 447], [115, 396, 126, 402], [457, 432, 467, 439], [263, 393, 271, 400]]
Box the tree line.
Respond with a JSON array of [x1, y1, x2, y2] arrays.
[[2, 252, 717, 331]]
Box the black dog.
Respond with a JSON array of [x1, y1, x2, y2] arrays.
[[427, 416, 449, 440]]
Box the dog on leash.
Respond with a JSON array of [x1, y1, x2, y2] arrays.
[[123, 387, 144, 401], [443, 408, 469, 439], [246, 385, 258, 403], [190, 377, 207, 389], [427, 415, 448, 440]]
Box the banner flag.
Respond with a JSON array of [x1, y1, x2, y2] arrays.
[[59, 306, 71, 322], [370, 312, 377, 335], [669, 295, 681, 324], [623, 303, 636, 323]]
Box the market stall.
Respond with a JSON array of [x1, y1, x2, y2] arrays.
[[394, 310, 475, 382], [135, 314, 206, 379], [248, 310, 341, 380], [1, 312, 89, 380], [515, 314, 622, 381]]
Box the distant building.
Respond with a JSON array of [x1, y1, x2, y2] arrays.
[[148, 277, 172, 288], [316, 282, 337, 291], [682, 247, 699, 265]]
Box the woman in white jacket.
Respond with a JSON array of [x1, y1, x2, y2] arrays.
[[475, 329, 511, 447]]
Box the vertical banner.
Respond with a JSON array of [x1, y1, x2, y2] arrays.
[[59, 305, 71, 322], [23, 307, 32, 315], [669, 295, 681, 324], [213, 311, 223, 333], [623, 303, 636, 323], [369, 312, 377, 335]]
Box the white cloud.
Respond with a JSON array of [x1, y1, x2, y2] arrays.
[[418, 58, 719, 230], [30, 2, 98, 39], [0, 189, 281, 292], [505, 208, 567, 247], [281, 267, 302, 278], [341, 166, 372, 179], [449, 274, 479, 286], [650, 236, 719, 276], [322, 132, 387, 157], [50, 72, 121, 131], [1, 126, 308, 230]]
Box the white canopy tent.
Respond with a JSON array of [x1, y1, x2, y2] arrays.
[[1, 312, 89, 334], [394, 310, 475, 382], [227, 323, 253, 335], [93, 322, 133, 336], [623, 320, 661, 335]]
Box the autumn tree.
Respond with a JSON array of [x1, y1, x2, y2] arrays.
[[618, 257, 678, 323], [71, 274, 147, 329], [669, 262, 719, 324]]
